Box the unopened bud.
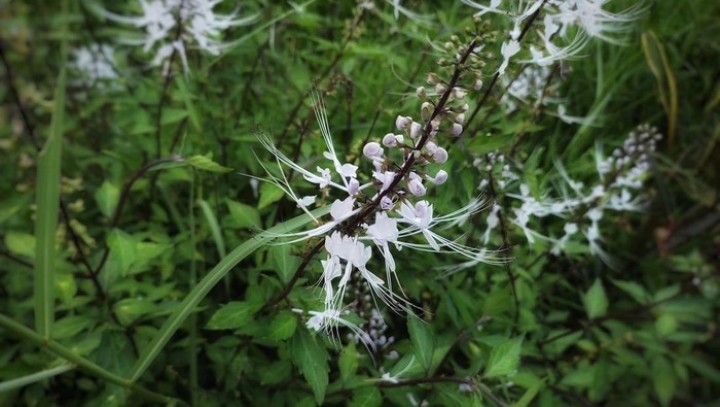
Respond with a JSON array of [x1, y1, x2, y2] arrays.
[[348, 178, 360, 195], [429, 170, 448, 185], [382, 133, 397, 147], [455, 113, 466, 124], [380, 196, 394, 210], [425, 141, 438, 154], [408, 178, 426, 197], [435, 83, 447, 94], [433, 147, 448, 163], [421, 102, 433, 121], [453, 88, 467, 99], [395, 115, 412, 131], [410, 121, 422, 139], [452, 123, 463, 137], [416, 86, 427, 98], [474, 79, 483, 90], [363, 142, 383, 158], [426, 73, 440, 85]]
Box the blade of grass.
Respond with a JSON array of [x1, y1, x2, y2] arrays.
[[198, 198, 226, 258], [0, 314, 187, 406], [128, 206, 330, 383], [0, 364, 74, 393], [34, 0, 68, 338]]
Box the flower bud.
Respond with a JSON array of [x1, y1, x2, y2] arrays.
[[380, 196, 394, 210], [408, 177, 426, 197], [435, 83, 447, 94], [455, 113, 466, 124], [425, 141, 438, 154], [416, 86, 427, 98], [410, 121, 422, 139], [452, 123, 463, 137], [426, 73, 440, 85], [433, 147, 448, 163], [429, 170, 448, 185], [453, 88, 467, 99], [348, 178, 360, 195], [473, 79, 483, 90], [395, 115, 412, 131], [382, 133, 397, 147], [363, 142, 383, 158], [421, 102, 433, 121], [394, 134, 404, 144]]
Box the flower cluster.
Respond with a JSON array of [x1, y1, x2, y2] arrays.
[[463, 0, 643, 75], [476, 124, 661, 263], [97, 0, 256, 72], [256, 82, 495, 346]]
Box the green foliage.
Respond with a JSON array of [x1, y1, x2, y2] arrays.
[[0, 1, 718, 406]]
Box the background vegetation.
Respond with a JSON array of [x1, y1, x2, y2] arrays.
[[0, 1, 718, 406]]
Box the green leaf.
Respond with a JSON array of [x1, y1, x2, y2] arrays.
[[186, 154, 233, 174], [350, 387, 382, 407], [610, 279, 649, 304], [206, 301, 261, 330], [258, 183, 284, 209], [485, 337, 523, 378], [583, 278, 608, 319], [160, 107, 188, 125], [95, 181, 120, 219], [226, 199, 261, 230], [128, 206, 330, 383], [270, 244, 300, 284], [107, 229, 137, 276], [4, 232, 36, 258], [655, 313, 677, 337], [291, 328, 329, 405], [652, 356, 675, 407], [265, 310, 297, 341], [339, 343, 358, 383], [114, 298, 157, 326], [260, 360, 292, 385], [407, 315, 434, 371]]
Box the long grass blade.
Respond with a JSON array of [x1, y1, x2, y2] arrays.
[[34, 2, 68, 338], [128, 206, 330, 383]]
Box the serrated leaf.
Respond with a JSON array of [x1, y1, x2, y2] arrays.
[[350, 387, 381, 407], [485, 337, 523, 378], [186, 154, 233, 174], [583, 279, 608, 319], [206, 301, 261, 330], [265, 310, 297, 341], [291, 328, 329, 405], [408, 315, 434, 371], [226, 199, 261, 230], [95, 181, 119, 219], [258, 182, 284, 209], [270, 244, 300, 284]]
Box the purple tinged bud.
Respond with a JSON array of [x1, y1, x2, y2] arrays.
[[408, 177, 426, 196], [430, 170, 448, 185], [425, 141, 438, 154], [433, 147, 448, 163], [396, 115, 411, 131], [410, 121, 422, 139], [452, 123, 463, 136], [394, 134, 405, 144], [382, 133, 397, 147], [363, 142, 384, 158], [348, 178, 360, 195], [380, 196, 394, 210]]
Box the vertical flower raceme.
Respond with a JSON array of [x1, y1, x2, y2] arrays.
[[95, 0, 257, 72], [254, 43, 504, 347], [475, 124, 661, 265]]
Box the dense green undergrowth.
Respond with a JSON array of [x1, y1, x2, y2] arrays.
[[0, 1, 718, 406]]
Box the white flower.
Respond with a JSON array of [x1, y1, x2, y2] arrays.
[[330, 196, 356, 223], [70, 44, 118, 87]]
